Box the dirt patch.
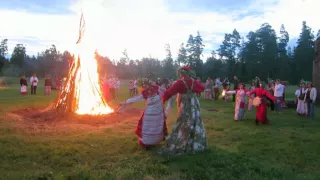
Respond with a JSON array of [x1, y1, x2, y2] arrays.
[[207, 108, 219, 112], [6, 106, 143, 136]]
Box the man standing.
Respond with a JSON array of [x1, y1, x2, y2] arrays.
[[30, 73, 39, 95], [232, 76, 239, 102], [213, 77, 221, 100], [274, 79, 285, 113]]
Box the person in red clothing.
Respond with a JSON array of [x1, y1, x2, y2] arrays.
[[249, 82, 278, 125], [157, 66, 207, 156]]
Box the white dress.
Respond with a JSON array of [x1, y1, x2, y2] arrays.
[[125, 87, 172, 146]]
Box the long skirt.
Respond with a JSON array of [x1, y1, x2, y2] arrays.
[[20, 85, 27, 95], [296, 99, 307, 115], [256, 103, 268, 124], [158, 93, 207, 156], [248, 98, 253, 110], [234, 101, 245, 120], [135, 108, 167, 147]]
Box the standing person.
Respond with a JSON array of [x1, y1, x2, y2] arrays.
[[305, 82, 317, 120], [254, 77, 261, 88], [295, 81, 307, 116], [20, 75, 28, 95], [249, 83, 278, 125], [102, 76, 111, 101], [44, 76, 52, 95], [222, 78, 230, 102], [248, 81, 256, 110], [266, 82, 275, 111], [56, 77, 61, 90], [204, 77, 213, 100], [129, 78, 135, 97], [120, 79, 172, 149], [108, 77, 116, 100], [30, 73, 39, 95], [232, 76, 240, 102], [223, 83, 249, 120], [115, 78, 120, 99], [213, 77, 222, 100], [158, 66, 206, 156], [196, 77, 202, 97], [274, 79, 285, 113]]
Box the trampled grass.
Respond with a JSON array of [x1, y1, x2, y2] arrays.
[[0, 80, 319, 180]]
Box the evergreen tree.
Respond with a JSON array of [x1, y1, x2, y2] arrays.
[[10, 44, 26, 68], [176, 43, 187, 66], [294, 21, 315, 81]]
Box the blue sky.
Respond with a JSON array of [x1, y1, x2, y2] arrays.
[[0, 0, 318, 60]]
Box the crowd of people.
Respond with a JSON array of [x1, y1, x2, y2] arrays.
[[17, 68, 317, 156], [19, 73, 61, 95]]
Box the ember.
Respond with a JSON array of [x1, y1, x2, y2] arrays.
[[54, 13, 114, 115]]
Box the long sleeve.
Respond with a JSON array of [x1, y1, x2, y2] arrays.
[[124, 94, 144, 104], [249, 89, 256, 95], [30, 77, 33, 83], [312, 88, 317, 102], [225, 90, 236, 95], [265, 90, 276, 101], [163, 81, 183, 102], [295, 90, 300, 97]]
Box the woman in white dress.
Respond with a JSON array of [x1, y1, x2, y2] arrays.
[[120, 79, 172, 149], [295, 81, 307, 116]]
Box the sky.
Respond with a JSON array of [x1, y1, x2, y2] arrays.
[[0, 0, 318, 60]]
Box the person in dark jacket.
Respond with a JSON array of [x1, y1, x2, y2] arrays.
[[20, 75, 28, 95]]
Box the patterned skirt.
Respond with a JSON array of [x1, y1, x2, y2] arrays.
[[157, 93, 207, 156]]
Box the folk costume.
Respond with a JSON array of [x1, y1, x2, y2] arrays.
[[158, 66, 207, 156], [20, 76, 27, 95], [249, 84, 277, 125], [222, 79, 230, 101], [224, 84, 249, 120], [204, 78, 213, 100], [304, 82, 317, 120], [121, 80, 171, 148], [213, 77, 222, 100], [295, 81, 307, 115]]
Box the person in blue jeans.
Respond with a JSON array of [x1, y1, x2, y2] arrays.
[[274, 79, 285, 113], [305, 82, 317, 120]]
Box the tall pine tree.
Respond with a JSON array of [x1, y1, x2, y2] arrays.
[[294, 21, 315, 82]]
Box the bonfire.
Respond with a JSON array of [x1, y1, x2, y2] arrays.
[[54, 13, 114, 115]]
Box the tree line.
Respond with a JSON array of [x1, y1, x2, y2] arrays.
[[0, 21, 319, 84]]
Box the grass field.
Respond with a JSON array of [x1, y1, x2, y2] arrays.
[[0, 79, 319, 180]]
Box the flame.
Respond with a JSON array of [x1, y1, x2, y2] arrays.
[[73, 43, 114, 115], [70, 16, 113, 115], [55, 12, 114, 115], [221, 90, 225, 96]]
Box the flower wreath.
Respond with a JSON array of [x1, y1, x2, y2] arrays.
[[177, 66, 196, 78]]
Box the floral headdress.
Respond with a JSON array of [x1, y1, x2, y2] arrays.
[[300, 79, 306, 85], [177, 66, 196, 78]]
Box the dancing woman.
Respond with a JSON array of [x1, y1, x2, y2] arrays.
[[249, 83, 278, 125], [158, 66, 206, 156], [120, 79, 172, 149], [223, 83, 249, 120]]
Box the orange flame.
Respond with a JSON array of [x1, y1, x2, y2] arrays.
[[73, 45, 114, 115]]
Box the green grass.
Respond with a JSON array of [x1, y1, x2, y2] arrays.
[[0, 79, 319, 180]]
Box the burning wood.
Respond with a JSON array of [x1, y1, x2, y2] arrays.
[[54, 13, 114, 115]]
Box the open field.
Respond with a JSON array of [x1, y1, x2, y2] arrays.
[[0, 79, 319, 180]]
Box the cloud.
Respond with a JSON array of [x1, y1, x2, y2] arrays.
[[0, 0, 318, 61]]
